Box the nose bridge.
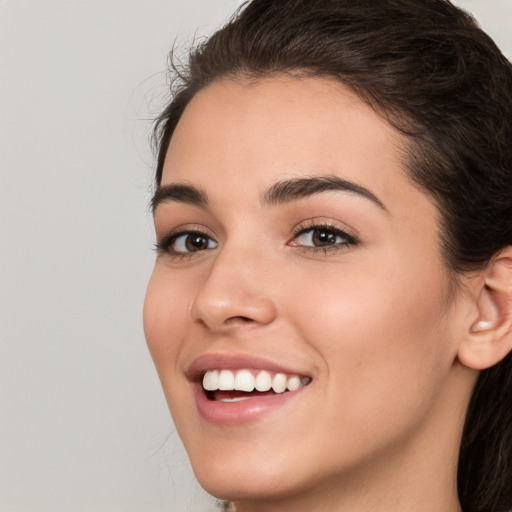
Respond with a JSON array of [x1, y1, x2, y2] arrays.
[[191, 237, 277, 330]]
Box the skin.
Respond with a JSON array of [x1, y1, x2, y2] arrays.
[[144, 76, 480, 512]]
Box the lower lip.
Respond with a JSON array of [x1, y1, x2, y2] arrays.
[[193, 384, 305, 425]]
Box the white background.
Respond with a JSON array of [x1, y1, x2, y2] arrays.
[[1, 1, 511, 511]]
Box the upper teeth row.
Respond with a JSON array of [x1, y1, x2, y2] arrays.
[[202, 369, 308, 393]]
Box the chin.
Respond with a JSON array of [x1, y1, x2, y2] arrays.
[[195, 468, 300, 503], [185, 438, 307, 502]]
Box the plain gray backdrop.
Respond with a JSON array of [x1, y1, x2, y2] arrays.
[[1, 1, 511, 511]]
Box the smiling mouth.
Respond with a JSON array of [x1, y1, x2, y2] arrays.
[[202, 369, 312, 402]]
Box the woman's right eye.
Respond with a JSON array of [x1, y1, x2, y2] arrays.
[[156, 231, 218, 256]]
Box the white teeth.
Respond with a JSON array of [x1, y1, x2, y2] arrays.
[[286, 375, 301, 391], [202, 369, 309, 393], [219, 396, 252, 403], [202, 370, 219, 391], [218, 369, 235, 390], [272, 373, 287, 393], [255, 370, 272, 391], [234, 370, 255, 392]]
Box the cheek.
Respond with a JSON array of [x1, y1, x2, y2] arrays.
[[143, 267, 189, 374], [288, 255, 453, 418]]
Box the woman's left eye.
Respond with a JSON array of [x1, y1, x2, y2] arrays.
[[291, 226, 357, 250]]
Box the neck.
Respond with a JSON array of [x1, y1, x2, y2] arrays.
[[233, 452, 462, 512]]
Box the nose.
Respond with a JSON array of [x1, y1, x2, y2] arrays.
[[191, 243, 278, 332]]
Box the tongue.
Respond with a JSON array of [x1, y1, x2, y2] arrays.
[[211, 390, 276, 401]]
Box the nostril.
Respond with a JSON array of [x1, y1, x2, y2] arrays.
[[194, 315, 257, 331], [227, 316, 254, 323]]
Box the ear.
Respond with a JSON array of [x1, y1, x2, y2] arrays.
[[457, 247, 512, 370]]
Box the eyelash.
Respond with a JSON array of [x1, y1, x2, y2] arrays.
[[155, 223, 358, 258], [290, 222, 358, 254], [154, 229, 217, 260]]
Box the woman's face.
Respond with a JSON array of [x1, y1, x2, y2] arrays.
[[144, 76, 469, 506]]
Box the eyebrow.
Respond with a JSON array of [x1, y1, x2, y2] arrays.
[[263, 175, 387, 211], [151, 175, 387, 213], [151, 183, 209, 213]]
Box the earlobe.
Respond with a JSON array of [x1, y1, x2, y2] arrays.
[[458, 248, 512, 371], [471, 320, 494, 332]]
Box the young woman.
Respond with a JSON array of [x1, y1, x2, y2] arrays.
[[143, 1, 512, 511]]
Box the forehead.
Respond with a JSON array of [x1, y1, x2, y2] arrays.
[[161, 75, 433, 223], [164, 76, 399, 178]]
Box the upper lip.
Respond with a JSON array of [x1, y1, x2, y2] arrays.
[[186, 352, 312, 382]]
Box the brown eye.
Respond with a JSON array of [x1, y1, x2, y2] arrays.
[[311, 229, 339, 246], [295, 228, 348, 247], [185, 234, 210, 251], [171, 232, 218, 253]]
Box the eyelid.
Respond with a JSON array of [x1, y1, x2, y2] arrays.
[[288, 219, 359, 251], [155, 224, 218, 256], [291, 218, 358, 240]]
